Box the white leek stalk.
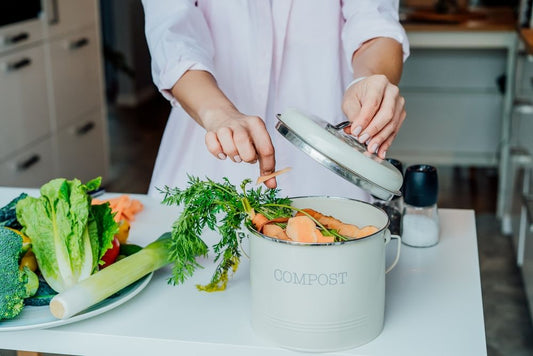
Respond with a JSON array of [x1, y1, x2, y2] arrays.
[[50, 234, 171, 319]]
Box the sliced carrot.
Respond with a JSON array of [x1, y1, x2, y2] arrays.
[[295, 208, 323, 220], [356, 225, 379, 239], [92, 195, 144, 223], [256, 167, 292, 185], [251, 213, 269, 232], [262, 224, 289, 240], [286, 215, 320, 243], [337, 224, 361, 239], [318, 215, 343, 230], [266, 217, 290, 224], [316, 231, 334, 243]]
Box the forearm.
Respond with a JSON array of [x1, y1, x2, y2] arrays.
[[170, 70, 237, 130], [351, 37, 403, 85]]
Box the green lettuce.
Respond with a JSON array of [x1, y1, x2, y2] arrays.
[[16, 177, 118, 293]]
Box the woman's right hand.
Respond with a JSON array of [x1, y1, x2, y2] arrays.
[[202, 108, 278, 188]]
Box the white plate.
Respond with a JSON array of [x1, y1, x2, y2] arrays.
[[0, 272, 153, 331]]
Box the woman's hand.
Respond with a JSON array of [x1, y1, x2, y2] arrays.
[[171, 70, 278, 188], [342, 74, 406, 159], [202, 108, 278, 188]]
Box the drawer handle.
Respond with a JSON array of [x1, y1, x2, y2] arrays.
[[4, 32, 30, 45], [47, 0, 59, 25], [6, 58, 32, 72], [76, 121, 95, 136], [17, 154, 41, 172], [69, 38, 89, 50]]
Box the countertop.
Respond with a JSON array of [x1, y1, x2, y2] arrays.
[[401, 6, 516, 32], [401, 6, 517, 49], [0, 188, 486, 356]]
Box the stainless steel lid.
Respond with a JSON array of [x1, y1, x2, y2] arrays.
[[275, 108, 403, 200]]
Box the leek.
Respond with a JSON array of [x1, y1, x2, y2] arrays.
[[50, 233, 171, 319]]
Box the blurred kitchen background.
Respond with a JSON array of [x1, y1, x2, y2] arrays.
[[1, 0, 533, 355]]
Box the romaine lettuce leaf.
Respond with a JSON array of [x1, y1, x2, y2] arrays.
[[16, 177, 118, 293]]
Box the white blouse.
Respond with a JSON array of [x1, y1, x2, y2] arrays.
[[142, 0, 409, 200]]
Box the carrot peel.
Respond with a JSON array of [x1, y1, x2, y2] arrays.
[[256, 167, 292, 185]]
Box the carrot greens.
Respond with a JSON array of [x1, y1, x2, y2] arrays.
[[160, 176, 292, 292]]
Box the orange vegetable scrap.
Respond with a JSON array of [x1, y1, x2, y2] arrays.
[[255, 207, 379, 243], [92, 195, 144, 223], [256, 167, 292, 185]]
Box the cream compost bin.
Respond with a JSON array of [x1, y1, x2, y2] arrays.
[[246, 108, 403, 352]]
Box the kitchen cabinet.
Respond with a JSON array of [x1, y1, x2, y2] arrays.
[[56, 111, 108, 183], [44, 0, 98, 39], [391, 46, 509, 166], [46, 26, 102, 129], [0, 139, 57, 187], [0, 18, 44, 54], [0, 0, 109, 188], [0, 44, 51, 160]]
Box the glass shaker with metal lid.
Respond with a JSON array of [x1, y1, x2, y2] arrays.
[[401, 164, 440, 247]]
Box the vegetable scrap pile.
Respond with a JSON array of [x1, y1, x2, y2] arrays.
[[160, 175, 379, 293], [253, 208, 378, 243]]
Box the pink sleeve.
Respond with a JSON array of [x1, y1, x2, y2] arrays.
[[341, 0, 410, 71], [142, 0, 215, 105]]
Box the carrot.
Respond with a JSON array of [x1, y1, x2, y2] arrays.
[[92, 195, 144, 223], [356, 225, 379, 238], [262, 224, 289, 240], [251, 213, 269, 232], [286, 215, 321, 243], [337, 224, 361, 239], [256, 167, 292, 185], [316, 231, 334, 243], [295, 208, 323, 220], [266, 217, 290, 224], [297, 209, 344, 230]]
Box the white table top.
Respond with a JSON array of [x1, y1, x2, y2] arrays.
[[0, 188, 486, 356]]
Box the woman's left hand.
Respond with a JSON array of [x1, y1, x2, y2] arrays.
[[341, 74, 406, 159]]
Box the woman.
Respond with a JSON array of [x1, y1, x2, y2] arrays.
[[142, 0, 409, 200]]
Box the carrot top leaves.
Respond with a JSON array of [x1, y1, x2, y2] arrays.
[[159, 176, 292, 292]]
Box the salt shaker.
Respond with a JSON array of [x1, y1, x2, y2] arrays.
[[401, 164, 440, 247], [372, 158, 404, 236]]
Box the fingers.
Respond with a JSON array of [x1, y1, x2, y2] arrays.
[[247, 118, 276, 189], [373, 96, 406, 158], [346, 75, 387, 139], [204, 115, 277, 188], [343, 74, 406, 158]]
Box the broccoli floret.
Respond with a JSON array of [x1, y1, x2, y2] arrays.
[[0, 227, 39, 320]]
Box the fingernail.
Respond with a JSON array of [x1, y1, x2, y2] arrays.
[[234, 155, 242, 163], [370, 143, 378, 153], [352, 125, 362, 136], [218, 153, 227, 160], [382, 151, 387, 158], [358, 133, 369, 143]]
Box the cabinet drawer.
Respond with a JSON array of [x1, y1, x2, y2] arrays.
[[0, 18, 44, 55], [401, 49, 507, 91], [47, 27, 102, 129], [56, 112, 108, 183], [0, 138, 56, 188], [0, 45, 51, 160], [45, 0, 98, 39]]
